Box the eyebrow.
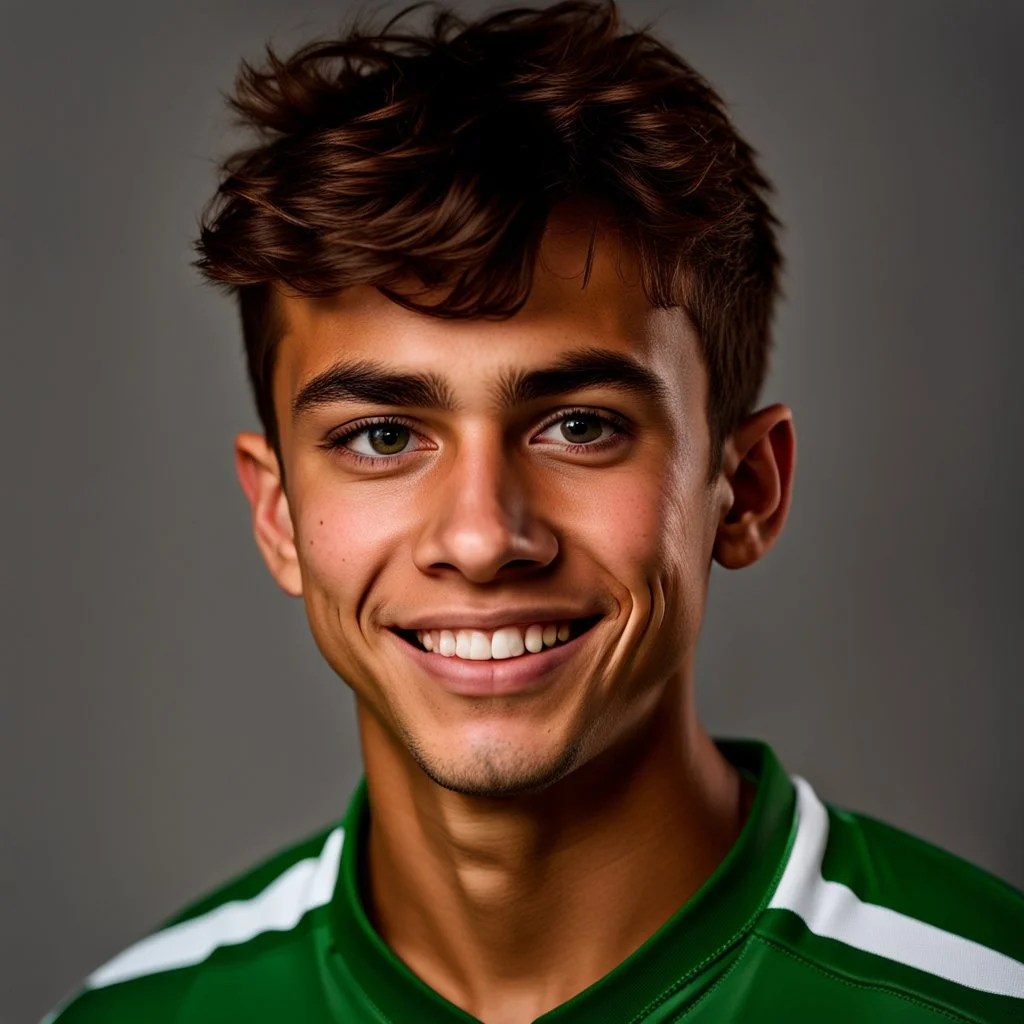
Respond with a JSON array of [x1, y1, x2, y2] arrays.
[[291, 346, 670, 421]]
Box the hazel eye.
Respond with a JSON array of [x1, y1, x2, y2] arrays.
[[327, 420, 426, 460], [534, 411, 624, 448], [360, 423, 411, 456]]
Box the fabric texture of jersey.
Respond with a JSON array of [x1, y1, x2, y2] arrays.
[[44, 740, 1024, 1023]]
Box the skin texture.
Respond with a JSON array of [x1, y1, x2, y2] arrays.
[[235, 211, 796, 1023]]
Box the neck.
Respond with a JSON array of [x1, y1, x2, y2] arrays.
[[356, 684, 753, 1024]]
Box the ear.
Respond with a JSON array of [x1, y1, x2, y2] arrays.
[[712, 404, 796, 570], [234, 432, 303, 597]]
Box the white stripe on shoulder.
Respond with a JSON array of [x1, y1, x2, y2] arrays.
[[769, 777, 1024, 999], [86, 827, 344, 990]]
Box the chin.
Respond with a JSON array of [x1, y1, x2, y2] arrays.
[[406, 731, 585, 798]]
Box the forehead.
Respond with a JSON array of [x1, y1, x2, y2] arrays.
[[271, 215, 702, 420]]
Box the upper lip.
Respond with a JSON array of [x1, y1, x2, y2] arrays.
[[390, 608, 604, 632]]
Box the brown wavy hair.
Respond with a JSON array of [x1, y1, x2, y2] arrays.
[[194, 0, 781, 486]]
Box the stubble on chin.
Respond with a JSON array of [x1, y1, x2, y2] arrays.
[[400, 725, 586, 798]]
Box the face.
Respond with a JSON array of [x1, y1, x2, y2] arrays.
[[251, 215, 737, 797]]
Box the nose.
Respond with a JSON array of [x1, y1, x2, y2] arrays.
[[411, 427, 558, 583]]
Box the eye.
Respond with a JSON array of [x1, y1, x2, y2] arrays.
[[351, 422, 413, 457], [533, 410, 628, 450], [321, 417, 428, 462]]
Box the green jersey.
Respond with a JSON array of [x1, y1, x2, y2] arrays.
[[44, 740, 1024, 1023]]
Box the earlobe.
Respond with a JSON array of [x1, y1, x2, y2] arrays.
[[234, 432, 303, 597], [712, 405, 796, 571]]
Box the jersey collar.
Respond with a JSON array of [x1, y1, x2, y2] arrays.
[[328, 738, 797, 1023]]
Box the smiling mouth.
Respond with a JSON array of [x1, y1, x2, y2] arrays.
[[391, 615, 603, 661]]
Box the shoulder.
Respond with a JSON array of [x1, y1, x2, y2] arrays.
[[755, 775, 1024, 1022], [42, 823, 345, 1024], [825, 795, 1024, 948]]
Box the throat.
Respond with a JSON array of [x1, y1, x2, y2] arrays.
[[362, 780, 741, 1023]]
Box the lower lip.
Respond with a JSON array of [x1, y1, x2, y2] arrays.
[[387, 625, 596, 696]]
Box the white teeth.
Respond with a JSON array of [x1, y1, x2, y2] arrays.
[[492, 626, 526, 659], [468, 630, 491, 660], [524, 624, 544, 654], [413, 620, 582, 659], [489, 629, 512, 660]]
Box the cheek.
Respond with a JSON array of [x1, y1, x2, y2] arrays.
[[293, 478, 409, 609], [291, 479, 417, 698], [574, 462, 711, 677], [571, 465, 703, 582]]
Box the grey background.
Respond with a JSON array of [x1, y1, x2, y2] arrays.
[[3, 1, 1022, 1021]]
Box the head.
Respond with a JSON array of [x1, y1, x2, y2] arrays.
[[195, 0, 795, 796]]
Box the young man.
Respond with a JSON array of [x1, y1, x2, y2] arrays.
[[46, 2, 1024, 1022]]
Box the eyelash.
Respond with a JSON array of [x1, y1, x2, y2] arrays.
[[319, 407, 631, 468]]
